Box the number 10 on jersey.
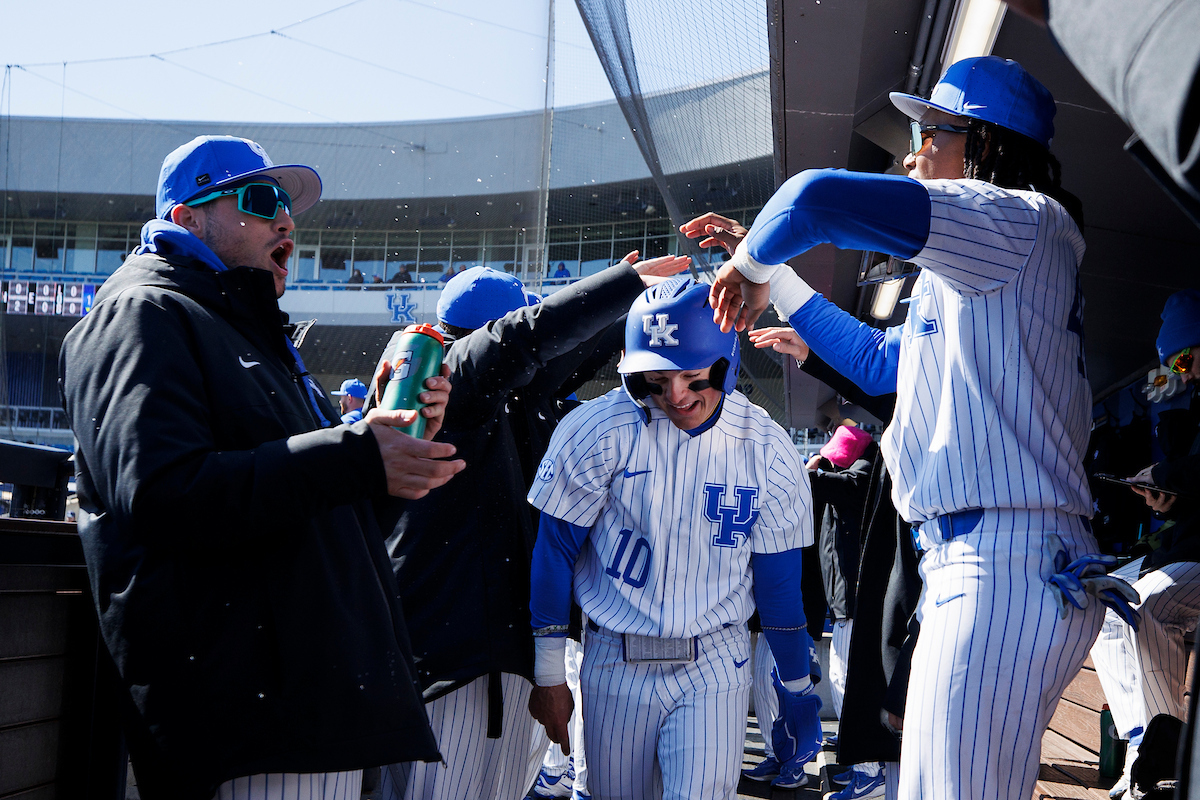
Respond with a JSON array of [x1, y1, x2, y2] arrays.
[[606, 528, 652, 588]]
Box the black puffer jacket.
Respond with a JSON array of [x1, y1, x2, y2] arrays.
[[59, 249, 437, 800], [385, 264, 645, 715]]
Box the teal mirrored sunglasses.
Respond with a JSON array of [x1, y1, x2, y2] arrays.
[[185, 182, 292, 220]]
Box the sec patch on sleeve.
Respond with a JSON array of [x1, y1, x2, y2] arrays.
[[537, 458, 554, 482]]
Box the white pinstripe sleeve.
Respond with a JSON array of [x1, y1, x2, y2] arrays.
[[913, 179, 1042, 295], [528, 394, 627, 527], [749, 434, 814, 554]]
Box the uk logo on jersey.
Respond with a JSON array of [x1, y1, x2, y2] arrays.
[[643, 313, 679, 347], [703, 484, 759, 548]]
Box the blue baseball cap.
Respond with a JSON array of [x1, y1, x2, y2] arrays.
[[890, 56, 1056, 149], [330, 378, 368, 399], [156, 135, 323, 220], [436, 267, 528, 330], [1156, 289, 1200, 365]]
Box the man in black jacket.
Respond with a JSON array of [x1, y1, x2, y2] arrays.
[[379, 255, 688, 800], [58, 135, 465, 800]]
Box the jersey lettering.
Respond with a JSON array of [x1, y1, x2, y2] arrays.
[[914, 313, 939, 338], [703, 484, 759, 548], [643, 314, 680, 347]]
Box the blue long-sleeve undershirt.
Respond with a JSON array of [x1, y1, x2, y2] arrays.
[[789, 295, 902, 397], [744, 169, 932, 266], [750, 549, 809, 682], [530, 514, 588, 634]]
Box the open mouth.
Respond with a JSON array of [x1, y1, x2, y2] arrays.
[[667, 400, 699, 413], [271, 240, 294, 273]]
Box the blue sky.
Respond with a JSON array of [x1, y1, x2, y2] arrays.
[[0, 0, 616, 123]]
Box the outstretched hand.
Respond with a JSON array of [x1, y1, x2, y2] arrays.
[[366, 361, 465, 498], [679, 213, 747, 255], [709, 262, 771, 333], [749, 326, 809, 362], [619, 250, 692, 287]]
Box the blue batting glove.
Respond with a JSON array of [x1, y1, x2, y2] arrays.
[[770, 667, 822, 771]]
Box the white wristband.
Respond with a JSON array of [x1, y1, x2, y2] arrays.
[[727, 239, 786, 285], [534, 636, 568, 687], [769, 267, 816, 320], [784, 675, 813, 695]]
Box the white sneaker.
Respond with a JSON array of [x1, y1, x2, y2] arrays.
[[532, 765, 573, 799]]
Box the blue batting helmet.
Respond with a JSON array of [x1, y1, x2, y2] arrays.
[[619, 276, 740, 402]]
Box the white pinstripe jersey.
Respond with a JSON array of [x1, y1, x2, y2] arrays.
[[885, 179, 1092, 526], [528, 388, 812, 639]]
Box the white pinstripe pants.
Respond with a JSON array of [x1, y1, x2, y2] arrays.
[[902, 516, 1103, 800], [582, 624, 751, 800], [1091, 556, 1200, 740], [381, 672, 549, 800], [750, 632, 779, 760], [212, 771, 362, 800]]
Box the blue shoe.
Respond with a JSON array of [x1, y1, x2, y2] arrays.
[[742, 756, 781, 782], [571, 792, 591, 800], [532, 766, 573, 799], [823, 771, 885, 800], [824, 733, 839, 748], [830, 768, 855, 786], [770, 758, 811, 790]]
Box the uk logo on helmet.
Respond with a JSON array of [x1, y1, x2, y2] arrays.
[[643, 313, 679, 347]]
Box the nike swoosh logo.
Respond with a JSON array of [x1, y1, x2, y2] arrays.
[[935, 592, 966, 607], [623, 469, 651, 478], [238, 357, 261, 368], [733, 658, 749, 668]]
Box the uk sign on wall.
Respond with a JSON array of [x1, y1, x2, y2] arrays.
[[278, 287, 439, 327]]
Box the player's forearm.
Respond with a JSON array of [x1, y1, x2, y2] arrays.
[[750, 549, 810, 683], [444, 263, 643, 418], [530, 514, 588, 632], [740, 169, 931, 267], [784, 292, 900, 396], [531, 514, 589, 684], [1153, 453, 1200, 494]]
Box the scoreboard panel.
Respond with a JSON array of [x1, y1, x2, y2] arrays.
[[2, 281, 95, 317]]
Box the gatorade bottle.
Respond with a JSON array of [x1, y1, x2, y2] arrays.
[[380, 323, 445, 438]]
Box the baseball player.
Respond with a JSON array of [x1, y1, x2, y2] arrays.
[[695, 56, 1140, 800], [1091, 289, 1200, 799], [330, 378, 368, 424], [526, 276, 821, 799]]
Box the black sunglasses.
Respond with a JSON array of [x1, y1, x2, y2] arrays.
[[909, 121, 970, 155], [186, 182, 292, 220]]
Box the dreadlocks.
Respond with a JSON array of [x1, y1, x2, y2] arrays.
[[963, 119, 1084, 230]]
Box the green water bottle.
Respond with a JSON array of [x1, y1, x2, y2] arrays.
[[380, 323, 445, 438], [1099, 704, 1126, 780]]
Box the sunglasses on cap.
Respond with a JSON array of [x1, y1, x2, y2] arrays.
[[909, 121, 969, 155], [185, 182, 292, 220], [1170, 347, 1194, 375]]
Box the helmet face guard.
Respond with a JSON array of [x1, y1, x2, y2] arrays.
[[618, 276, 739, 406]]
